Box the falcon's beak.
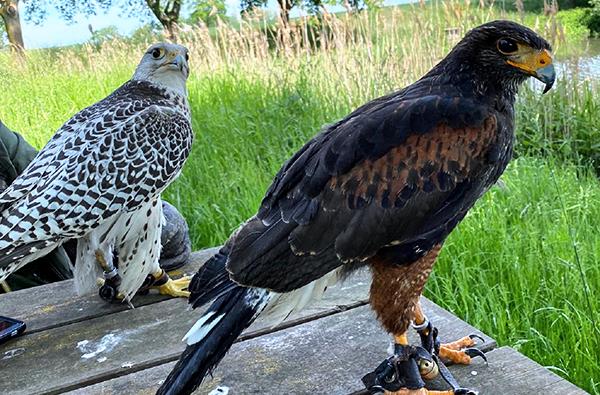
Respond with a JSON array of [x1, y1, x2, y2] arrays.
[[507, 48, 555, 94], [171, 54, 186, 71]]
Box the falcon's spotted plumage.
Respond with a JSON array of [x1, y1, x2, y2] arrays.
[[159, 21, 555, 395], [0, 43, 193, 302]]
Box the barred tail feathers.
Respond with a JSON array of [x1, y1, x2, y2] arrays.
[[157, 247, 270, 395], [157, 286, 270, 395]]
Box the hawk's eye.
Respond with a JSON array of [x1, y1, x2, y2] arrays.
[[497, 38, 518, 54], [151, 48, 163, 59], [185, 52, 189, 61]]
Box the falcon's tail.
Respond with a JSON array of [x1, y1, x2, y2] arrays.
[[157, 248, 271, 395]]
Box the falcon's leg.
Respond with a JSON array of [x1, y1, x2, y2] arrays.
[[141, 268, 190, 298], [95, 249, 126, 302], [413, 302, 486, 366], [114, 198, 174, 301]]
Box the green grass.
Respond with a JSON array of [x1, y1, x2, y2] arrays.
[[1, 3, 600, 392], [516, 78, 600, 175], [429, 157, 600, 392]]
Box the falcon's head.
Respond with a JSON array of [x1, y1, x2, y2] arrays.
[[133, 43, 190, 96], [441, 20, 555, 94]]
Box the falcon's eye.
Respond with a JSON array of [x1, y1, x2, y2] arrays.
[[497, 38, 519, 54], [185, 52, 189, 61], [151, 48, 163, 59]]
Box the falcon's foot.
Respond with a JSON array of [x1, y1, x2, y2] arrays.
[[149, 269, 191, 298], [97, 277, 126, 303]]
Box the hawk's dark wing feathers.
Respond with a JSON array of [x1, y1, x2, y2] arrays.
[[227, 91, 502, 292]]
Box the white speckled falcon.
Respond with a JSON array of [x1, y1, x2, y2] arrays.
[[0, 43, 194, 303]]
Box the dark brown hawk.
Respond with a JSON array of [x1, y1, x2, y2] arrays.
[[158, 20, 555, 395]]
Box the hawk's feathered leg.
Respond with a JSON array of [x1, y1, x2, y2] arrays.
[[368, 247, 482, 394]]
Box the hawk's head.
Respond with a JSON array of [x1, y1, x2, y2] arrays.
[[442, 20, 555, 95], [133, 43, 190, 96]]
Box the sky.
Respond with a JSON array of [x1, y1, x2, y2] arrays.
[[20, 0, 413, 49]]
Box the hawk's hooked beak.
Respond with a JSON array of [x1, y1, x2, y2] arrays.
[[536, 64, 556, 94], [507, 48, 555, 94]]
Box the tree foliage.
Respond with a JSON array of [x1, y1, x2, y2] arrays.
[[190, 0, 226, 26], [585, 0, 600, 36], [504, 0, 591, 12], [21, 0, 119, 24], [88, 24, 123, 47], [129, 23, 164, 44], [345, 0, 382, 12], [18, 1, 186, 41], [240, 0, 267, 14]]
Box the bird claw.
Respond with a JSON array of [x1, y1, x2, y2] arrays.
[[433, 332, 487, 365], [361, 349, 480, 395], [153, 275, 191, 298], [464, 348, 487, 365], [468, 333, 485, 344], [136, 269, 190, 298]]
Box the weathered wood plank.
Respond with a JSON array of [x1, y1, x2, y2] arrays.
[[0, 271, 371, 394], [446, 347, 588, 394], [0, 269, 494, 395], [187, 302, 495, 394], [66, 312, 583, 395], [0, 248, 219, 333]]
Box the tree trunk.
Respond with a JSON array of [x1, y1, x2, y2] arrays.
[[0, 0, 25, 55], [277, 0, 294, 25], [145, 0, 181, 42], [164, 20, 178, 42]]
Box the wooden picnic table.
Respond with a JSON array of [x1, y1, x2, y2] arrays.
[[0, 248, 587, 395]]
